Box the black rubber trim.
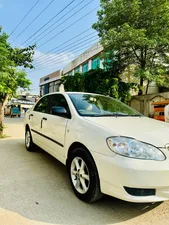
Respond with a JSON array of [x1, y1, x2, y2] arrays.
[[124, 187, 156, 196], [29, 114, 33, 120], [31, 129, 64, 147]]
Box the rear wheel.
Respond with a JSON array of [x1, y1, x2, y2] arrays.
[[25, 128, 35, 152], [67, 147, 103, 203]]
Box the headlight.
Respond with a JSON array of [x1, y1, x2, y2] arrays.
[[107, 137, 166, 161]]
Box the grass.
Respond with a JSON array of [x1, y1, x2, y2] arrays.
[[0, 134, 9, 139], [0, 123, 8, 139]]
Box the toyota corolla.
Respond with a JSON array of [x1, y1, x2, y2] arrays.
[[24, 92, 169, 203]]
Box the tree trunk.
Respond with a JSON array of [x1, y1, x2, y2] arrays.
[[145, 80, 150, 95], [0, 102, 4, 137], [0, 94, 8, 138], [138, 78, 144, 95], [138, 49, 146, 96]]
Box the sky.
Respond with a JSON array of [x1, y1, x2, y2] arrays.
[[0, 0, 100, 94]]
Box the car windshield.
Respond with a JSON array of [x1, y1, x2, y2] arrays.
[[68, 93, 142, 117]]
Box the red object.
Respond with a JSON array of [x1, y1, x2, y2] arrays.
[[152, 100, 169, 122], [35, 97, 39, 103]]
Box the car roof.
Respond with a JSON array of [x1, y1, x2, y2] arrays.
[[43, 92, 104, 97], [66, 92, 101, 95]]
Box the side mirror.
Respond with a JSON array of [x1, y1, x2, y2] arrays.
[[52, 106, 68, 117]]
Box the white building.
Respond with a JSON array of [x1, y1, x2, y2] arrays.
[[63, 42, 104, 76], [39, 41, 160, 99], [39, 70, 62, 96]]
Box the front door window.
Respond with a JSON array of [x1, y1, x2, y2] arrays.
[[34, 96, 49, 113]]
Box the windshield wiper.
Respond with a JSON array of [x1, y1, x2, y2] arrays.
[[92, 113, 129, 117], [86, 113, 143, 117]]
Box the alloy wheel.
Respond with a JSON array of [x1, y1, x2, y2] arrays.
[[25, 130, 31, 148], [70, 157, 90, 194]]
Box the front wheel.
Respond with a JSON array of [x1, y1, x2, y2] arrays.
[[25, 128, 35, 152], [67, 147, 103, 203]]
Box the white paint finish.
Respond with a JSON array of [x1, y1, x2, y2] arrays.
[[59, 83, 65, 92], [24, 92, 169, 203], [92, 151, 169, 202], [100, 59, 104, 69], [165, 104, 169, 122], [85, 116, 169, 147], [88, 59, 92, 70], [80, 65, 82, 73], [41, 113, 68, 162], [28, 111, 44, 144]]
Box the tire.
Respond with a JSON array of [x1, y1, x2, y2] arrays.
[[67, 147, 103, 203], [25, 128, 35, 152]]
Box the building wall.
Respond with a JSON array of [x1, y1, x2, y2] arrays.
[[39, 70, 62, 96], [63, 42, 104, 76], [39, 42, 161, 101], [120, 66, 159, 96], [17, 93, 39, 103], [130, 92, 169, 117], [63, 43, 160, 97], [40, 70, 61, 83]]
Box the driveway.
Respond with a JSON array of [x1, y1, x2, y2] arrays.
[[0, 117, 169, 225]]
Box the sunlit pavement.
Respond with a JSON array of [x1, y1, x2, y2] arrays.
[[0, 117, 169, 225]]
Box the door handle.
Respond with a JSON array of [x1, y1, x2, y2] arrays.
[[29, 114, 33, 120], [41, 117, 47, 128]]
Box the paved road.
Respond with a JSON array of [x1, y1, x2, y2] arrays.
[[1, 117, 169, 225]]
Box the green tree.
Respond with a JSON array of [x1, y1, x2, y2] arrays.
[[93, 0, 169, 95], [61, 73, 85, 92], [84, 69, 119, 98], [61, 69, 134, 103], [0, 28, 35, 137]]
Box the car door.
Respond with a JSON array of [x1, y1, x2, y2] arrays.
[[29, 95, 50, 146], [41, 94, 71, 163]]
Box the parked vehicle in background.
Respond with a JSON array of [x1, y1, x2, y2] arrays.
[[4, 104, 21, 117], [5, 99, 35, 117], [24, 92, 169, 203]]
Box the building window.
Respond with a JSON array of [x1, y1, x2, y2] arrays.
[[82, 62, 88, 73], [44, 77, 49, 81], [74, 66, 80, 73], [104, 51, 114, 70], [68, 71, 73, 76], [44, 83, 49, 95], [92, 57, 100, 69]]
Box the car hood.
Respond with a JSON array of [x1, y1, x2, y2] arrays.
[[84, 116, 169, 147]]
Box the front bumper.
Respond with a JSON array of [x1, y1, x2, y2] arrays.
[[92, 150, 169, 203]]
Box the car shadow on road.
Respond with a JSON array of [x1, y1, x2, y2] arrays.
[[0, 139, 164, 225]]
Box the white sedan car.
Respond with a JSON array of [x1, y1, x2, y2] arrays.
[[24, 92, 169, 203]]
